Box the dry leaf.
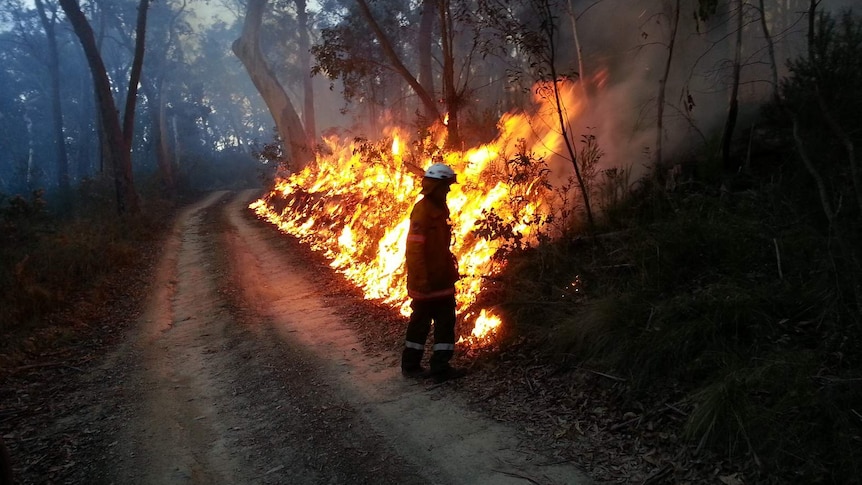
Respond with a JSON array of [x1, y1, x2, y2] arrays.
[[719, 473, 744, 485]]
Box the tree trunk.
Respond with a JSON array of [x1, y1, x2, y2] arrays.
[[355, 0, 441, 126], [122, 0, 150, 151], [565, 0, 590, 102], [655, 0, 680, 176], [142, 81, 175, 195], [76, 68, 94, 180], [35, 0, 70, 194], [58, 0, 140, 215], [805, 4, 862, 217], [418, 0, 437, 122], [172, 113, 182, 170], [539, 0, 594, 229], [157, 91, 175, 193], [721, 0, 743, 173], [233, 0, 311, 169], [296, 0, 317, 145], [757, 0, 780, 102], [438, 0, 461, 149], [92, 0, 107, 177], [148, 0, 187, 195]]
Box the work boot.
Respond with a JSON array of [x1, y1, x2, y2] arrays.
[[428, 349, 463, 382], [401, 348, 425, 379], [429, 349, 454, 370], [429, 364, 467, 383], [401, 366, 428, 379]]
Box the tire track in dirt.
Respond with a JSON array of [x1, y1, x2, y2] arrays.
[[101, 191, 428, 485], [107, 191, 242, 484], [92, 190, 591, 485], [221, 189, 592, 485]]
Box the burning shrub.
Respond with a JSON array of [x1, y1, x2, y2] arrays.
[[250, 122, 586, 347]]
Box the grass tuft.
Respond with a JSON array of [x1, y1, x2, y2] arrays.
[[0, 183, 174, 369], [489, 170, 862, 482]]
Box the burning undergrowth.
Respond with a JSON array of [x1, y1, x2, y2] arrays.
[[251, 82, 588, 348]]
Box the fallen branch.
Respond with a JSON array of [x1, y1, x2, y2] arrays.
[[492, 468, 543, 485], [9, 362, 84, 375], [610, 414, 641, 431], [577, 366, 626, 382], [468, 387, 505, 405], [773, 238, 783, 280], [812, 375, 862, 385], [641, 464, 672, 484], [664, 402, 688, 416]]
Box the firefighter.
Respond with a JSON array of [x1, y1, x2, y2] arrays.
[[401, 162, 466, 383]]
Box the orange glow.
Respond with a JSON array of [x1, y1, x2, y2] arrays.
[[251, 79, 586, 348]]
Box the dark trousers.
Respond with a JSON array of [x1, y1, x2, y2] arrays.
[[401, 296, 456, 372]]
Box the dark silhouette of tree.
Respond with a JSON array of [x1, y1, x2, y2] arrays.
[[353, 0, 442, 124], [655, 0, 680, 174], [296, 0, 317, 144], [417, 0, 437, 121], [34, 0, 70, 195], [140, 0, 188, 196], [477, 0, 596, 228], [105, 0, 189, 196], [58, 0, 151, 215], [719, 0, 744, 173], [316, 0, 483, 149]]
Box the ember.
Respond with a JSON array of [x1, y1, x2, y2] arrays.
[[251, 80, 585, 347]]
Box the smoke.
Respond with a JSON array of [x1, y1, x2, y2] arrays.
[[527, 0, 845, 186]]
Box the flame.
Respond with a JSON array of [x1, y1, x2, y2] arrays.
[[251, 79, 586, 348]]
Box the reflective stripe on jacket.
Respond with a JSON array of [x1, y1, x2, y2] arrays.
[[405, 197, 459, 300]]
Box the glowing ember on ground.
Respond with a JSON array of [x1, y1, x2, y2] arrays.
[[251, 80, 585, 348]]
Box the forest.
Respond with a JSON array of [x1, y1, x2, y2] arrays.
[[1, 0, 861, 483]]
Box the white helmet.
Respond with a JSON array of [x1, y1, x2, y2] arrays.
[[424, 163, 456, 182]]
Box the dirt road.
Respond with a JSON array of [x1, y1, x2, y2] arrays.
[[19, 191, 591, 484]]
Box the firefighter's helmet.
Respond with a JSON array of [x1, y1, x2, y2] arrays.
[[424, 163, 457, 182]]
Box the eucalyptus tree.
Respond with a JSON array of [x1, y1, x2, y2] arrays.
[[138, 0, 194, 194], [563, 0, 591, 102], [654, 0, 680, 174], [0, 28, 34, 194], [0, 2, 46, 192], [106, 0, 197, 194], [192, 19, 273, 152], [233, 0, 314, 169], [58, 0, 151, 215], [755, 0, 780, 102], [1, 0, 106, 193], [34, 0, 71, 194], [352, 0, 441, 125], [312, 0, 403, 130], [689, 0, 750, 173], [658, 0, 827, 177], [476, 0, 597, 228], [801, 6, 862, 311], [314, 0, 495, 150], [296, 0, 316, 142], [782, 5, 862, 233], [245, 0, 319, 143]]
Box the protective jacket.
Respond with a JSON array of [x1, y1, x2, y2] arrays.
[[405, 197, 459, 300]]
